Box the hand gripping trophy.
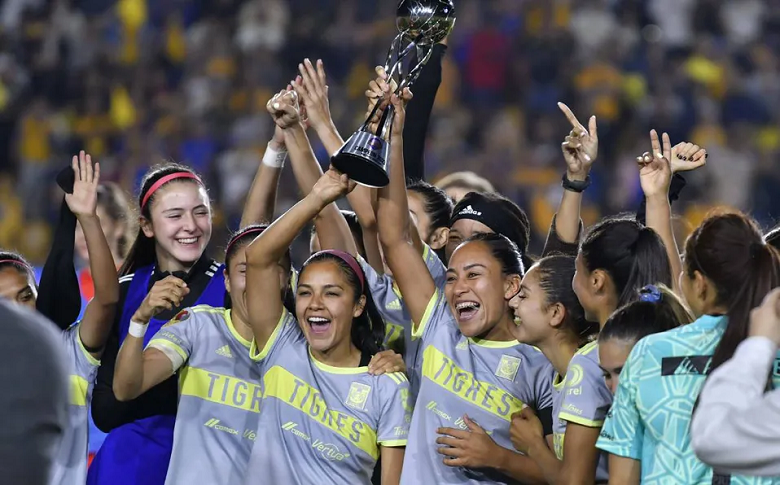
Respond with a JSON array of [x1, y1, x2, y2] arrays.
[[331, 0, 456, 187]]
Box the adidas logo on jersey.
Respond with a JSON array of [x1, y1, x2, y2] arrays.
[[458, 205, 482, 216], [215, 345, 233, 358], [386, 299, 402, 311]]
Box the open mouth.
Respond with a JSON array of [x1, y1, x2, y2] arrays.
[[307, 316, 332, 335], [455, 301, 481, 321], [176, 237, 200, 247]]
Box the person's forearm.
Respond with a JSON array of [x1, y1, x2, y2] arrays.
[[491, 446, 548, 485], [113, 336, 145, 401], [313, 121, 345, 157], [645, 194, 681, 293], [286, 124, 323, 194], [80, 215, 119, 306], [248, 195, 326, 267], [377, 131, 411, 249], [527, 438, 565, 484], [555, 189, 584, 245], [240, 147, 283, 226]]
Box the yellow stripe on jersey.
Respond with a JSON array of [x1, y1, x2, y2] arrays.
[[384, 322, 404, 349], [179, 366, 263, 413], [70, 375, 89, 406], [422, 346, 525, 421], [263, 366, 379, 459], [386, 372, 408, 386]]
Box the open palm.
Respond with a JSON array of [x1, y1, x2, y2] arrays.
[[638, 130, 672, 198], [65, 151, 100, 217]]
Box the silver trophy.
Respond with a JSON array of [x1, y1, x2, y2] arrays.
[[332, 0, 456, 187]]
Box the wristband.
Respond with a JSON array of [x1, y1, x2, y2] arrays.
[[128, 321, 148, 339], [262, 143, 288, 168], [561, 173, 592, 193]]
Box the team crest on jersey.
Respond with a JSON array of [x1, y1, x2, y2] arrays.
[[495, 355, 521, 381], [164, 309, 190, 327], [455, 339, 469, 350], [345, 382, 372, 411]]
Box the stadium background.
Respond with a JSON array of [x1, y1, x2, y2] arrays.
[[2, 0, 780, 459]]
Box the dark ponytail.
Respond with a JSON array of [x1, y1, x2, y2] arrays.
[[408, 181, 454, 235], [685, 211, 780, 372], [300, 252, 385, 357], [120, 163, 204, 276], [599, 284, 692, 345], [581, 216, 672, 308], [535, 255, 596, 345]]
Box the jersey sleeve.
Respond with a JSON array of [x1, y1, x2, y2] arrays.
[[595, 340, 645, 460], [558, 350, 613, 428], [410, 289, 451, 343], [376, 372, 413, 447], [147, 312, 199, 372], [62, 324, 100, 406], [422, 244, 447, 288], [249, 309, 299, 363]]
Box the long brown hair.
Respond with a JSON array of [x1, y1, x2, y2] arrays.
[[685, 211, 780, 372]]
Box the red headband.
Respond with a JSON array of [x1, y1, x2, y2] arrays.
[[225, 226, 268, 254], [0, 259, 32, 272], [141, 172, 203, 210], [311, 250, 365, 292]]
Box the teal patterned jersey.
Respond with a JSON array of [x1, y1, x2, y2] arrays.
[[596, 315, 780, 484]]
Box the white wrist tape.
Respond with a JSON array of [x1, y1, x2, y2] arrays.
[[262, 143, 288, 168], [128, 321, 148, 339]]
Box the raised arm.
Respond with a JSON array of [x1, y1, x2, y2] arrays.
[[543, 103, 597, 256], [377, 92, 436, 328], [65, 152, 119, 359], [637, 132, 705, 294], [283, 69, 356, 256], [113, 276, 188, 401], [246, 166, 355, 349], [240, 118, 286, 226]]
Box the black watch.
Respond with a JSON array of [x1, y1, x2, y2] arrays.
[[561, 173, 592, 193]]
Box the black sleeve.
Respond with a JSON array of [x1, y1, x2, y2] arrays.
[[36, 197, 81, 330], [537, 406, 554, 437], [91, 283, 179, 432], [403, 44, 446, 182], [636, 174, 687, 226]]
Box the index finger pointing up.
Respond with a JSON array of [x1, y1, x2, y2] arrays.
[[558, 102, 584, 130]]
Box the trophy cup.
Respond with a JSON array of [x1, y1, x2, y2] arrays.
[[331, 0, 456, 187]]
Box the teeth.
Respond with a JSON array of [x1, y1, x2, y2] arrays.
[[456, 302, 479, 310], [178, 238, 197, 244], [308, 317, 330, 324]]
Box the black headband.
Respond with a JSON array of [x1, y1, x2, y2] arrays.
[[450, 196, 528, 252]]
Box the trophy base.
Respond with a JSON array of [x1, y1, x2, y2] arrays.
[[331, 131, 390, 188]]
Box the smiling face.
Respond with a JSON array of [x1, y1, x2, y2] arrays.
[[0, 266, 37, 309], [295, 260, 365, 354], [508, 265, 553, 345], [141, 181, 212, 272], [445, 241, 518, 338], [598, 338, 634, 394], [446, 218, 494, 261]]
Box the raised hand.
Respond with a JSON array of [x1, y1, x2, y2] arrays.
[[637, 130, 673, 198], [65, 151, 100, 218], [558, 102, 598, 181], [293, 58, 332, 132], [132, 276, 190, 324], [310, 168, 357, 207], [267, 87, 301, 130], [390, 89, 413, 138], [670, 141, 707, 174], [365, 66, 398, 134]]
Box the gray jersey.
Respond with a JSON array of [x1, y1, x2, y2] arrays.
[[245, 310, 412, 485], [401, 290, 554, 485], [555, 342, 611, 482], [147, 305, 262, 485], [50, 324, 99, 485], [358, 244, 446, 398]]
